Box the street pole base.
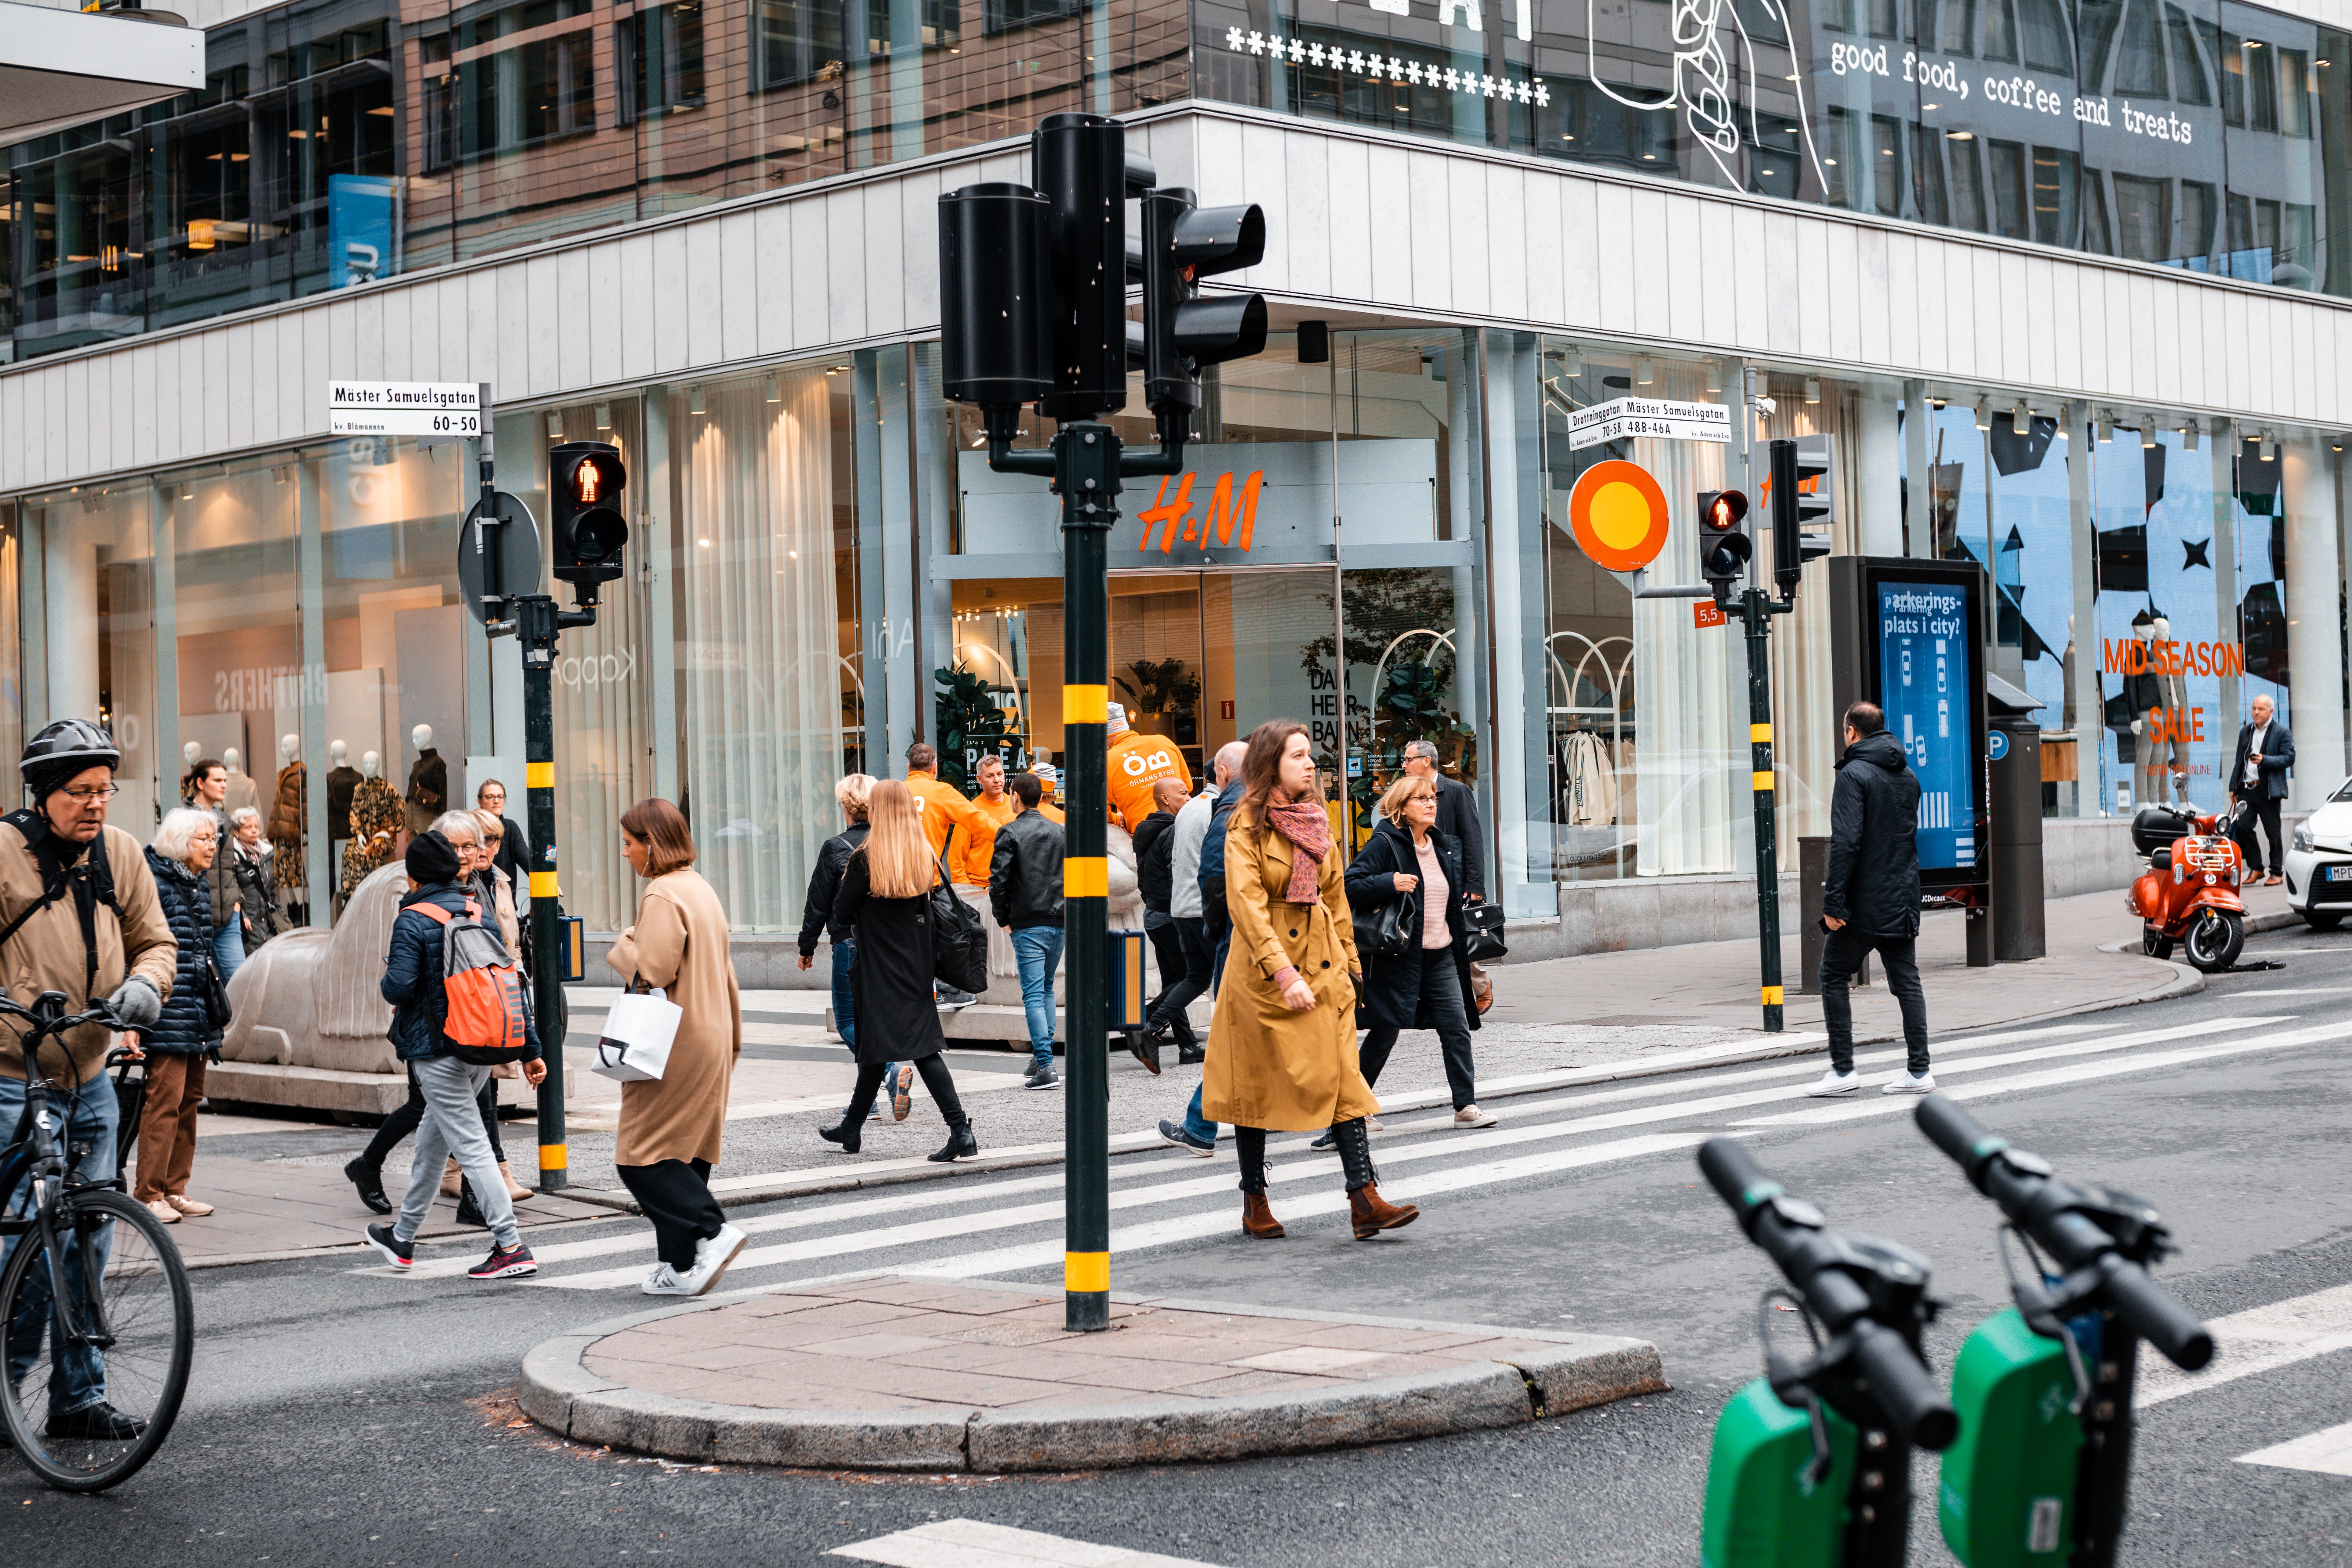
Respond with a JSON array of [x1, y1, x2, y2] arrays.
[[539, 1147, 569, 1193], [1762, 1004, 1784, 1033], [1065, 1292, 1110, 1334]]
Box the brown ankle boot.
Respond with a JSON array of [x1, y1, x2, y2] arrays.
[[1241, 1191, 1286, 1239], [1349, 1183, 1419, 1239]]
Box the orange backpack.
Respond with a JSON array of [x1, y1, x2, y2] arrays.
[[413, 897, 530, 1063]]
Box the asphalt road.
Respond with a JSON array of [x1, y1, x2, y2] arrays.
[[11, 915, 2352, 1567]]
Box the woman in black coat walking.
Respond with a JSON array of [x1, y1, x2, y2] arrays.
[[1342, 775, 1492, 1130], [135, 809, 228, 1224], [817, 779, 976, 1162]]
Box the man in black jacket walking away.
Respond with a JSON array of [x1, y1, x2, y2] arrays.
[[1809, 701, 1933, 1097], [1131, 776, 1192, 1072], [989, 773, 1066, 1092]]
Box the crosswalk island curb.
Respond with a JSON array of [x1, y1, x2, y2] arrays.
[[517, 1292, 1668, 1472]]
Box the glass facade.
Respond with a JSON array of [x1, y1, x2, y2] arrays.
[[8, 0, 2352, 366], [1, 0, 1192, 362]]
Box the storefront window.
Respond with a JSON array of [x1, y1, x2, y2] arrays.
[[18, 488, 161, 831], [670, 362, 862, 932]]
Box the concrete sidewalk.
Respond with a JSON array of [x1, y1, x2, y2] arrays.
[[157, 877, 2296, 1263], [517, 1276, 1666, 1471]]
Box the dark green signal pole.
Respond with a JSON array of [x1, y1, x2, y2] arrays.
[[1738, 582, 1795, 1033]]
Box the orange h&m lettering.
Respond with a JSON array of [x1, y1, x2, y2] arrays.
[[1135, 468, 1265, 555]]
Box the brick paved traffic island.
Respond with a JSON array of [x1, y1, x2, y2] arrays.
[[518, 1277, 1668, 1472]]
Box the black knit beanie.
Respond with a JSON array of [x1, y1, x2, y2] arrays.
[[404, 829, 461, 887]]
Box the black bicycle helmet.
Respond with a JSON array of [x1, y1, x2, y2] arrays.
[[22, 719, 120, 775]]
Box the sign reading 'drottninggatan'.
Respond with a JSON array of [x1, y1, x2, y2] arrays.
[[1566, 397, 1732, 452], [327, 381, 483, 437]]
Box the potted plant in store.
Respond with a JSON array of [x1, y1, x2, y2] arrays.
[[1114, 658, 1201, 744], [933, 662, 1012, 793]]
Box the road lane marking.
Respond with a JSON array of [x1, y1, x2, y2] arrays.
[[2140, 1281, 2352, 1408], [832, 1519, 1225, 1568], [2235, 1420, 2352, 1476]]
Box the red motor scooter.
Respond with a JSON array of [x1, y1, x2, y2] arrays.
[[2127, 781, 2249, 972]]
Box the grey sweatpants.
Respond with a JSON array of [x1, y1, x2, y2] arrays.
[[396, 1054, 521, 1250]]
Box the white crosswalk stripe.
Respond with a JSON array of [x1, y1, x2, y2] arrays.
[[372, 1008, 2336, 1295], [832, 1519, 1226, 1568]]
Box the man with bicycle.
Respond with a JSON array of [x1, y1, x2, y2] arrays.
[[0, 720, 177, 1442]]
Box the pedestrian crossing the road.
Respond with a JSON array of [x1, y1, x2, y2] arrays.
[[370, 1007, 2352, 1296]]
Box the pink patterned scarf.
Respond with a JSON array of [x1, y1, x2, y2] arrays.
[[1263, 797, 1331, 904]]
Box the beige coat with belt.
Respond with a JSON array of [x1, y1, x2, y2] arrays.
[[1202, 809, 1374, 1132], [606, 868, 740, 1167]]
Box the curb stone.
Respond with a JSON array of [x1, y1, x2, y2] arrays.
[[517, 1290, 1669, 1472]]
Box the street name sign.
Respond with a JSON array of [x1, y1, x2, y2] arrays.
[[327, 380, 483, 437], [1567, 396, 1732, 452]]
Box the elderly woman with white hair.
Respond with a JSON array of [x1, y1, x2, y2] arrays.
[[226, 805, 279, 954], [135, 807, 228, 1223]]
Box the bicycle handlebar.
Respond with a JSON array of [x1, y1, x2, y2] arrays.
[[1913, 1097, 2213, 1371]]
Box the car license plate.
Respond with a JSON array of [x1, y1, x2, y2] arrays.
[[2326, 865, 2352, 883]]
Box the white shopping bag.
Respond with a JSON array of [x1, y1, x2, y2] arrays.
[[593, 987, 681, 1082]]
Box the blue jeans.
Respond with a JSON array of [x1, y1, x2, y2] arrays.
[[1010, 925, 1063, 1069], [833, 937, 898, 1113], [212, 920, 245, 982], [2, 1069, 120, 1414]]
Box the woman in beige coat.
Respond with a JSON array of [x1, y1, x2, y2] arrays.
[[606, 798, 748, 1297], [1203, 722, 1420, 1243]]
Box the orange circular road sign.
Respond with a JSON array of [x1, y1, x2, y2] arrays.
[[1567, 460, 1671, 573]]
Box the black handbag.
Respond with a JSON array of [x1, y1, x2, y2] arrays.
[[928, 855, 989, 995], [1461, 902, 1508, 962], [201, 949, 234, 1031], [1352, 890, 1419, 962], [111, 1056, 148, 1184]]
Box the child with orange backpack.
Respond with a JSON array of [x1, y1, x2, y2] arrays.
[[362, 826, 545, 1282]]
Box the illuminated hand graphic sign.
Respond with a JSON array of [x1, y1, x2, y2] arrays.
[[1589, 0, 1830, 190]]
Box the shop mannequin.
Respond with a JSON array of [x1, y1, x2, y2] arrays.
[[2139, 615, 2185, 805], [326, 739, 361, 848], [221, 748, 261, 816], [341, 749, 403, 899], [270, 731, 308, 924], [404, 723, 445, 838]]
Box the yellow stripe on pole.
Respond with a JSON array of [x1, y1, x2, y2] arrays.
[[1761, 985, 1784, 1007], [1752, 771, 1775, 792], [526, 762, 554, 789], [1065, 857, 1108, 898], [1063, 684, 1109, 724], [1750, 723, 1773, 742], [539, 1143, 568, 1173], [1065, 1251, 1109, 1292], [530, 871, 559, 898]]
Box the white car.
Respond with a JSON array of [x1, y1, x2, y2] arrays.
[[2283, 776, 2352, 931]]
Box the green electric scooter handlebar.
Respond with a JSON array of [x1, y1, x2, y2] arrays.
[[1700, 1138, 1959, 1451], [1913, 1096, 2213, 1372]]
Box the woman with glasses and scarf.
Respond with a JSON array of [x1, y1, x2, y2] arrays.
[[1202, 721, 1419, 1243]]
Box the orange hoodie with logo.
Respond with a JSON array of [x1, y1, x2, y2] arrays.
[[951, 788, 1064, 886], [906, 770, 996, 867], [1105, 728, 1193, 834]]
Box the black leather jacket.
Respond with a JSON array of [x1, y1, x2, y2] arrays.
[[799, 822, 870, 955], [989, 808, 1065, 930], [1134, 811, 1176, 913]]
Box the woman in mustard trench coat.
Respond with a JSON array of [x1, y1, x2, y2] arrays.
[[1203, 722, 1421, 1242], [607, 798, 748, 1297]]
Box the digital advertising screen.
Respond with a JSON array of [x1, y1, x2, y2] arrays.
[[1876, 579, 1978, 875]]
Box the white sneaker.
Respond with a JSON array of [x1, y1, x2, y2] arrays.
[[1805, 1069, 1862, 1097], [1881, 1071, 1936, 1095], [1368, 1116, 1385, 1132], [686, 1223, 748, 1296], [1452, 1105, 1497, 1128], [641, 1263, 694, 1296]]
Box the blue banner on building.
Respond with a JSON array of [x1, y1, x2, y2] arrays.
[[327, 175, 399, 289]]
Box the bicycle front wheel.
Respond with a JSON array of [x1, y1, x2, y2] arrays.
[[1, 1187, 194, 1490]]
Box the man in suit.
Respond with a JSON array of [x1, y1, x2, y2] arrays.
[[1400, 740, 1485, 902], [2229, 693, 2294, 885]]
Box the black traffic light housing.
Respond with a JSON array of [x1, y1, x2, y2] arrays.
[[936, 114, 1265, 461], [1138, 186, 1266, 446], [1698, 488, 1752, 604], [1769, 437, 1834, 595], [549, 440, 628, 604]]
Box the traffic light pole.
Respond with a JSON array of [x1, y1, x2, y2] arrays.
[[1739, 587, 1796, 1033], [496, 593, 597, 1191]]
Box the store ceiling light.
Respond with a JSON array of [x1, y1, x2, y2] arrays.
[[764, 376, 781, 404], [2183, 421, 2200, 452], [1634, 355, 1654, 385], [1973, 397, 1990, 432], [1804, 377, 1822, 405], [179, 483, 194, 500], [1558, 345, 1583, 376], [271, 465, 291, 485], [596, 403, 613, 429], [2096, 414, 2114, 443], [689, 385, 705, 416], [2140, 419, 2156, 449], [2012, 402, 2030, 436], [546, 411, 564, 439], [1704, 361, 1722, 394], [2261, 432, 2278, 461]]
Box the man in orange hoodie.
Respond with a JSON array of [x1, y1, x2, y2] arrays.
[[951, 753, 1062, 889], [1104, 702, 1192, 834]]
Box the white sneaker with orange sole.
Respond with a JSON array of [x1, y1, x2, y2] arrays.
[[165, 1195, 215, 1217]]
